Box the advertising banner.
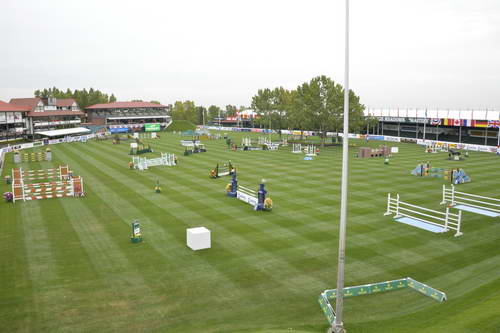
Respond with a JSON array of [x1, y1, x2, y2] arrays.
[[318, 294, 335, 325], [144, 123, 161, 132], [384, 136, 401, 142], [110, 127, 129, 134], [407, 277, 447, 302], [237, 191, 258, 208]]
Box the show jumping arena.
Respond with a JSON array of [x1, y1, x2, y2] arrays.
[[1, 131, 500, 332]]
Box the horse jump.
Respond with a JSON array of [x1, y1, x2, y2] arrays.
[[441, 185, 500, 217], [14, 150, 52, 163], [384, 193, 462, 236], [12, 166, 84, 203], [226, 174, 269, 211], [133, 153, 176, 171], [292, 143, 302, 153]]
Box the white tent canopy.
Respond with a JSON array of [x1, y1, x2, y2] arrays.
[[35, 127, 91, 137]]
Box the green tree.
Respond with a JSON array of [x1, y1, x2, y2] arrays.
[[34, 87, 116, 109], [171, 101, 198, 124], [150, 100, 161, 104], [225, 105, 238, 116], [207, 105, 221, 123], [196, 106, 207, 125], [251, 88, 273, 129], [109, 94, 117, 103]]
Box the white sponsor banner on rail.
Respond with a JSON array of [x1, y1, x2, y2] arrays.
[[384, 136, 401, 142], [237, 191, 258, 208]]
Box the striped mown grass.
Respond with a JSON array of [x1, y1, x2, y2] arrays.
[[1, 132, 499, 332]]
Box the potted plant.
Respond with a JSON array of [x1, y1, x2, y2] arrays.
[[3, 192, 13, 203]]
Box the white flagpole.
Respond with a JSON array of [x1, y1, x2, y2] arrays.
[[423, 109, 427, 140], [333, 0, 349, 332]]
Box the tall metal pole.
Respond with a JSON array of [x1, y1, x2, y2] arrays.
[[218, 109, 221, 131], [333, 0, 349, 332]]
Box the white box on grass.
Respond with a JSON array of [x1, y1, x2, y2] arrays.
[[391, 147, 399, 153], [187, 227, 211, 251]]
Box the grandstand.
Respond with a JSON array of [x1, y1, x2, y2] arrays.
[[85, 101, 171, 133]]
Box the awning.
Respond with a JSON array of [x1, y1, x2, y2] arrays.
[[107, 116, 170, 120], [35, 127, 91, 137]]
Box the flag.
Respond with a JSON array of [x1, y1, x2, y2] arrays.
[[474, 120, 488, 128], [453, 119, 461, 126], [488, 120, 500, 128], [430, 118, 441, 125]]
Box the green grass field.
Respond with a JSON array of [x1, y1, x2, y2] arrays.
[[1, 132, 500, 333]]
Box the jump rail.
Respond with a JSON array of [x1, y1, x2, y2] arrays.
[[385, 193, 462, 236], [441, 185, 500, 217]]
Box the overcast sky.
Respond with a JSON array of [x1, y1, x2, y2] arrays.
[[1, 0, 499, 109]]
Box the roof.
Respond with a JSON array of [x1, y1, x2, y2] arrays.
[[0, 100, 31, 112], [35, 127, 91, 137], [28, 110, 85, 117], [55, 98, 76, 107], [86, 101, 167, 110], [9, 97, 42, 111]]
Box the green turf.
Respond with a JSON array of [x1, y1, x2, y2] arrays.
[[1, 132, 500, 333], [165, 120, 196, 132]]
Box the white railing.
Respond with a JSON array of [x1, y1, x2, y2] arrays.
[[385, 193, 462, 237], [133, 153, 175, 171], [441, 185, 500, 216], [237, 185, 258, 208]]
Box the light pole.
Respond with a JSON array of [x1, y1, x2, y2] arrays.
[[332, 0, 349, 332], [218, 109, 221, 131]]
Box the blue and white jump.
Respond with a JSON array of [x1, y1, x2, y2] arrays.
[[441, 185, 500, 218], [227, 173, 267, 211], [385, 193, 463, 236]]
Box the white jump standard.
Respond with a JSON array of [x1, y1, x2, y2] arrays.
[[441, 185, 500, 217], [292, 143, 302, 153], [384, 193, 463, 236], [305, 145, 316, 156]]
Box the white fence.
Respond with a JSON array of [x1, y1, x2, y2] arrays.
[[180, 140, 200, 147], [385, 193, 462, 236], [441, 185, 500, 217], [133, 153, 175, 171]]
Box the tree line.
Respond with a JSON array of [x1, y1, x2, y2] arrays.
[[34, 87, 117, 110], [251, 75, 377, 141], [33, 87, 163, 110]]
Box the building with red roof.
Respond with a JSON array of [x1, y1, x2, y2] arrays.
[[0, 100, 31, 140], [5, 97, 85, 139], [85, 101, 171, 133]]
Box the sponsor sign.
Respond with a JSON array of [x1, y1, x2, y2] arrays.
[[384, 136, 401, 142], [144, 123, 161, 132], [132, 222, 141, 237], [407, 277, 447, 302], [368, 135, 385, 141], [237, 191, 258, 208], [110, 127, 129, 133]]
